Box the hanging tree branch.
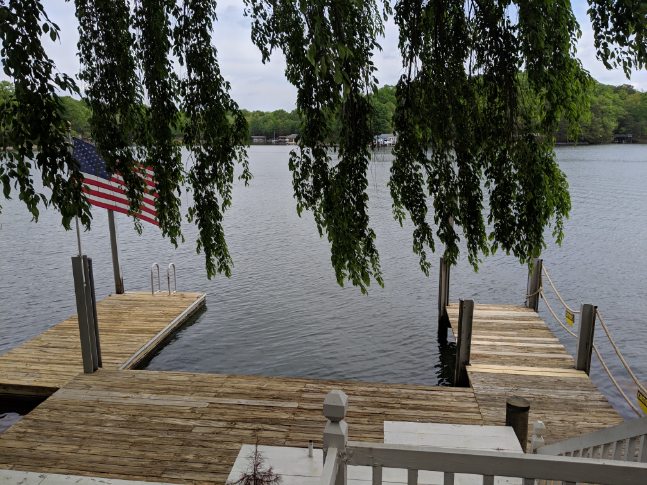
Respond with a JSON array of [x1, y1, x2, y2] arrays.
[[244, 0, 391, 292]]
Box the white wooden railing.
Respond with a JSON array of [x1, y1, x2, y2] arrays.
[[319, 390, 647, 485], [534, 416, 647, 462]]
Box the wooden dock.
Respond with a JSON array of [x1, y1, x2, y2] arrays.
[[0, 369, 482, 483], [447, 303, 623, 446], [0, 286, 633, 483], [0, 291, 205, 398]]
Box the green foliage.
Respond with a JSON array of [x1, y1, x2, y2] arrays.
[[0, 0, 89, 228], [588, 0, 647, 75], [242, 84, 396, 139], [1, 1, 645, 291], [369, 84, 396, 134], [60, 97, 92, 138], [389, 1, 591, 273], [245, 0, 391, 292], [244, 109, 301, 138], [76, 0, 147, 229], [557, 82, 647, 143], [173, 0, 250, 277]]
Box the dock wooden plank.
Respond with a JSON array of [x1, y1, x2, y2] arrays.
[[0, 292, 205, 396], [0, 369, 483, 484], [447, 303, 622, 446]]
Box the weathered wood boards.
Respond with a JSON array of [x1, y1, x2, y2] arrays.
[[0, 292, 205, 396], [447, 303, 623, 447], [0, 369, 483, 484]]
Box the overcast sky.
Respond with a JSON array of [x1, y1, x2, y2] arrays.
[[37, 1, 647, 111]]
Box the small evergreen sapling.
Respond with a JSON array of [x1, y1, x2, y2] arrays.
[[227, 440, 281, 485]]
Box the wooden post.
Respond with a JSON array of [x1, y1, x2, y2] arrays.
[[454, 299, 474, 387], [526, 258, 543, 312], [323, 390, 348, 485], [576, 304, 597, 375], [506, 396, 530, 452], [81, 256, 99, 371], [438, 256, 451, 343], [87, 258, 102, 368], [71, 256, 95, 373], [108, 210, 125, 294]]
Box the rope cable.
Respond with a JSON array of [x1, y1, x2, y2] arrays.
[[595, 308, 647, 396], [592, 345, 642, 416], [540, 290, 577, 338], [542, 266, 580, 314], [540, 291, 642, 415]]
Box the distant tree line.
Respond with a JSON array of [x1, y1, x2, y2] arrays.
[[558, 83, 647, 143], [1, 81, 645, 145], [241, 85, 397, 140]]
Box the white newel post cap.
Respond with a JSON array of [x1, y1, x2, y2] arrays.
[[323, 390, 348, 422], [323, 390, 349, 452]]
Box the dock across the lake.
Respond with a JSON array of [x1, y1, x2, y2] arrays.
[[0, 291, 205, 398]]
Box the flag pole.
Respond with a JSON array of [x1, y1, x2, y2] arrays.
[[108, 209, 125, 294], [75, 217, 83, 257]]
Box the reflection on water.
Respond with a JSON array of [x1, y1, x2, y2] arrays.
[[0, 413, 22, 434], [1, 145, 646, 417]]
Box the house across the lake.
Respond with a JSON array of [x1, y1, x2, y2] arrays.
[[251, 135, 267, 144], [278, 134, 298, 145], [375, 133, 397, 146]]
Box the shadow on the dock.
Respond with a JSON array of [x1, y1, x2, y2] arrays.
[[434, 340, 456, 386]]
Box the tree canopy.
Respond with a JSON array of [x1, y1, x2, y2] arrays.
[[1, 1, 645, 292]]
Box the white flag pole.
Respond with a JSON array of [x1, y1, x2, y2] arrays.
[[75, 216, 83, 257]]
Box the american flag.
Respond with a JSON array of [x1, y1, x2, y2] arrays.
[[73, 138, 158, 226]]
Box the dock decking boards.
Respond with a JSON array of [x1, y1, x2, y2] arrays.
[[0, 292, 205, 397], [0, 369, 483, 484], [447, 303, 623, 446]]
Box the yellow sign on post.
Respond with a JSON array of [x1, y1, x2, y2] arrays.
[[638, 390, 647, 415], [565, 309, 575, 326]]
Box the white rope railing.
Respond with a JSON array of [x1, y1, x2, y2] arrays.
[[539, 265, 645, 416], [540, 291, 641, 415], [540, 290, 576, 338], [596, 308, 647, 397], [525, 285, 542, 300], [542, 266, 580, 315], [591, 345, 642, 415]]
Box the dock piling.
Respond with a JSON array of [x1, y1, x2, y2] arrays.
[[526, 258, 543, 311], [576, 304, 597, 375], [87, 258, 102, 367], [454, 299, 474, 387], [506, 396, 531, 452], [71, 255, 99, 373], [505, 396, 530, 453], [438, 256, 451, 343]]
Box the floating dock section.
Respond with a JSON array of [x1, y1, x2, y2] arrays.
[[0, 291, 205, 398], [447, 303, 623, 445]]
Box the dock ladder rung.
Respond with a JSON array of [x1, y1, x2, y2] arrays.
[[150, 263, 161, 295], [167, 263, 177, 295]]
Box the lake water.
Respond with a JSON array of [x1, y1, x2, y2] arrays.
[[1, 145, 646, 420]]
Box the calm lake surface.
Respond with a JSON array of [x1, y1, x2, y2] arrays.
[[1, 145, 646, 419]]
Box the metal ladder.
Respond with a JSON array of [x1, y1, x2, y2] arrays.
[[150, 263, 177, 295]]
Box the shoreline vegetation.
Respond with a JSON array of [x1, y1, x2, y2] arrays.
[[2, 80, 645, 146]]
